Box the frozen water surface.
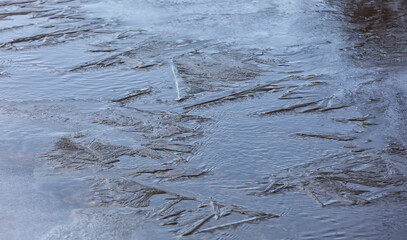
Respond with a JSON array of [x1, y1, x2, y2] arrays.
[[1, 0, 407, 239]]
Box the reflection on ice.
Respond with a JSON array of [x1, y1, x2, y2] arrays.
[[1, 0, 407, 239]]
